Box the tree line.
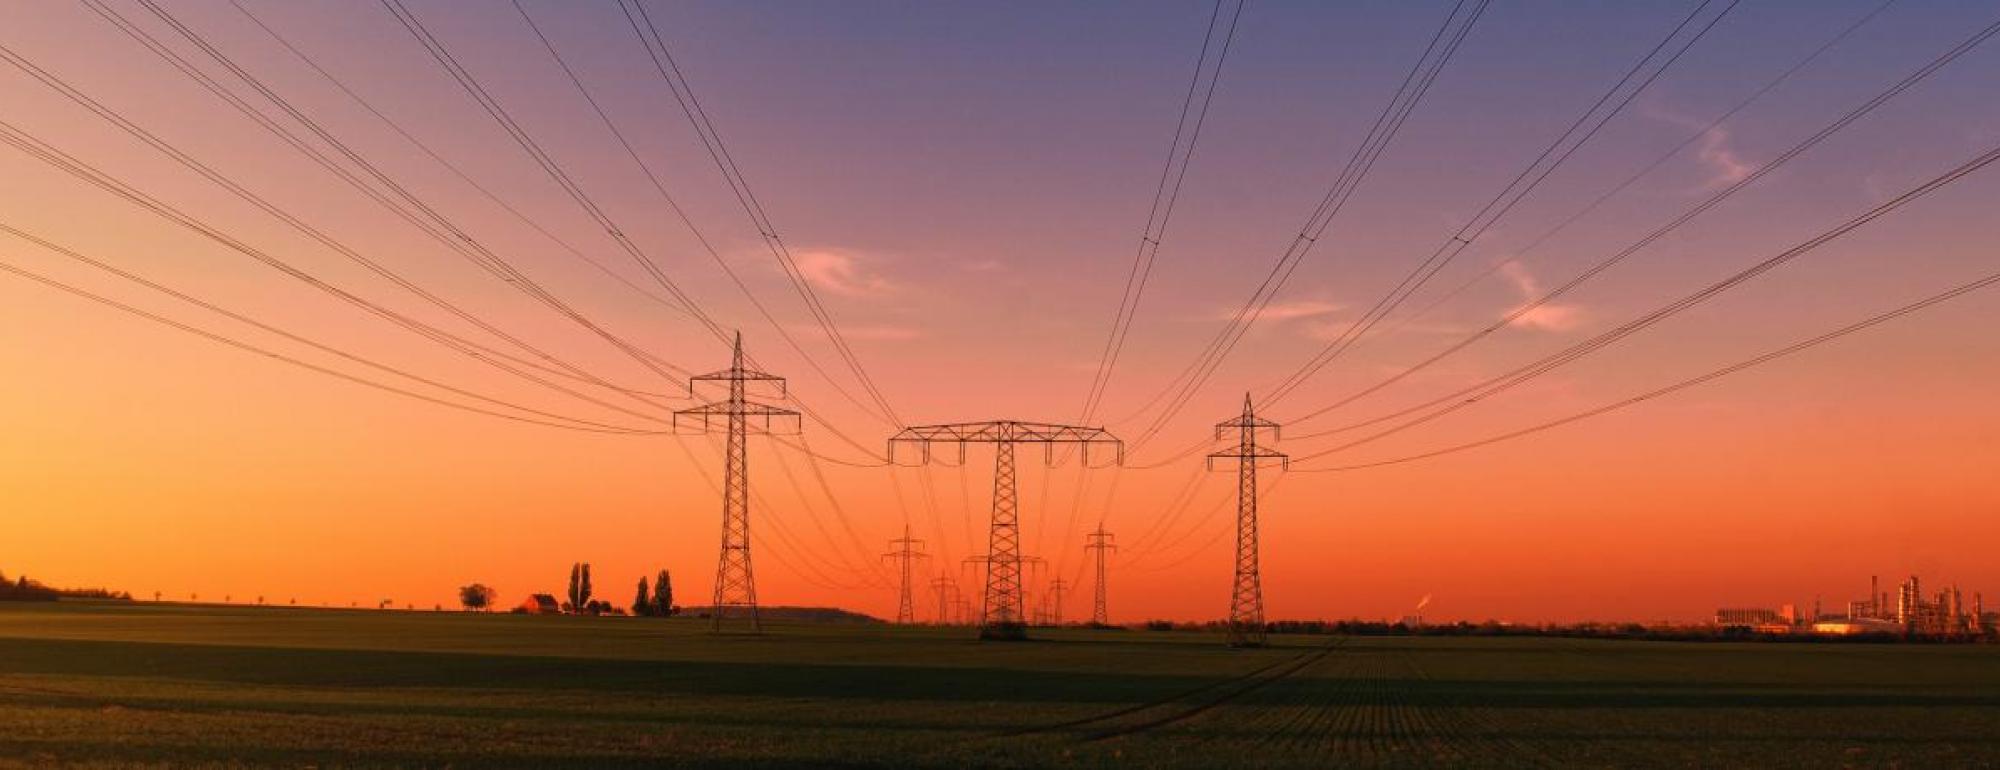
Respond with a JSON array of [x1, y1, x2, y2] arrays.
[[456, 564, 679, 617], [0, 570, 130, 602]]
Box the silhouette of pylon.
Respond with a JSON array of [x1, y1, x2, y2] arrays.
[[1208, 394, 1286, 648], [1085, 526, 1116, 625], [882, 524, 927, 625], [675, 333, 799, 634], [889, 421, 1121, 640]]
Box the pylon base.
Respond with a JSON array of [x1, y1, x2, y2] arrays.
[[978, 622, 1029, 641]]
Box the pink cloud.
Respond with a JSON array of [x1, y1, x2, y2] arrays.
[[1500, 261, 1585, 332], [791, 248, 894, 297]]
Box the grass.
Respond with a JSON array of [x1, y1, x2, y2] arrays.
[[3, 602, 1999, 767]]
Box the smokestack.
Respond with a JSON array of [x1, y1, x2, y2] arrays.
[[1871, 575, 1880, 618]]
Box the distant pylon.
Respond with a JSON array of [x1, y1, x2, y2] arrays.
[[1208, 394, 1286, 648], [882, 524, 927, 625], [929, 576, 957, 625], [889, 422, 1122, 640], [1085, 526, 1116, 626], [1046, 577, 1070, 627], [675, 333, 800, 634]]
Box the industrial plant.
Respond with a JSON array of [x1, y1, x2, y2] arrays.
[[1716, 575, 1993, 637]]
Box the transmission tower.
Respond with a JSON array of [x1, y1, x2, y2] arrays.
[[890, 422, 1121, 640], [882, 524, 927, 625], [929, 576, 957, 625], [1208, 394, 1286, 648], [1046, 577, 1071, 627], [1085, 526, 1116, 626], [675, 333, 800, 634]]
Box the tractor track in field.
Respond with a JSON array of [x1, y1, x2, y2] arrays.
[[983, 637, 1342, 745], [1074, 638, 1343, 743]]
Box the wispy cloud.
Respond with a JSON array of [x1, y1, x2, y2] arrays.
[[1500, 261, 1584, 332], [1642, 101, 1758, 191], [1220, 299, 1342, 324], [791, 248, 895, 297], [1694, 126, 1753, 189]]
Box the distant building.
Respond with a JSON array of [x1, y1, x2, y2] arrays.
[[513, 594, 560, 615], [1714, 608, 1781, 628]]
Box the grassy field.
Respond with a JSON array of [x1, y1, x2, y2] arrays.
[[3, 602, 1999, 768]]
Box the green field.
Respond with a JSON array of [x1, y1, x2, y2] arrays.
[[4, 602, 1999, 768]]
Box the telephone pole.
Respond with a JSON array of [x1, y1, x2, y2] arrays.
[[1085, 526, 1116, 626], [675, 333, 799, 634], [882, 524, 927, 625], [1208, 394, 1286, 648], [890, 422, 1121, 640]]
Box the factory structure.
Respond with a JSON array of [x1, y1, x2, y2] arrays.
[[1716, 575, 1993, 637]]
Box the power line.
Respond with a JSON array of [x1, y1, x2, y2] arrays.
[[0, 114, 672, 426], [1385, 0, 1899, 341], [619, 0, 904, 428], [378, 0, 726, 343], [0, 252, 654, 435], [117, 0, 695, 398], [1112, 0, 1492, 452], [0, 222, 659, 434], [1078, 0, 1246, 424], [1283, 13, 2000, 434], [226, 0, 708, 349], [1260, 0, 1741, 406], [1288, 138, 2000, 464], [512, 0, 903, 429], [1293, 256, 2000, 474]]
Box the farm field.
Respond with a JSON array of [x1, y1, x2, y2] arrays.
[[3, 602, 2000, 768]]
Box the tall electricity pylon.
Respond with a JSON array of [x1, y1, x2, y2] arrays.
[[893, 422, 1121, 640], [929, 576, 957, 625], [675, 333, 799, 634], [1208, 394, 1286, 648], [882, 524, 927, 625], [1085, 526, 1116, 626]]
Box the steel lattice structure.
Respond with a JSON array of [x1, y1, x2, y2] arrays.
[[929, 576, 957, 626], [892, 422, 1120, 640], [882, 524, 927, 625], [1085, 526, 1116, 626], [675, 333, 799, 634], [1208, 395, 1286, 648]]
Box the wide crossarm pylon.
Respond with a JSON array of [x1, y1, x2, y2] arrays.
[[675, 333, 800, 634], [890, 422, 1121, 640], [1208, 395, 1286, 648]]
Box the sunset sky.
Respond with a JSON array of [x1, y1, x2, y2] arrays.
[[4, 0, 1999, 624]]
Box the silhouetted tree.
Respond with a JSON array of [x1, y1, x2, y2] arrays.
[[633, 576, 652, 617], [567, 563, 592, 614], [653, 569, 674, 617], [459, 583, 497, 612]]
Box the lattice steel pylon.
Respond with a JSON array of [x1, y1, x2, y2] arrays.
[[1085, 526, 1116, 626], [1208, 394, 1286, 648], [890, 422, 1121, 640], [882, 524, 927, 625], [675, 333, 799, 634], [929, 576, 957, 625], [1046, 577, 1071, 627]]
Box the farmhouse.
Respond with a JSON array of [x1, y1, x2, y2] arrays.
[[513, 594, 560, 615]]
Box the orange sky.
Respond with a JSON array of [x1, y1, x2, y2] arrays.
[[4, 1, 2000, 622]]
